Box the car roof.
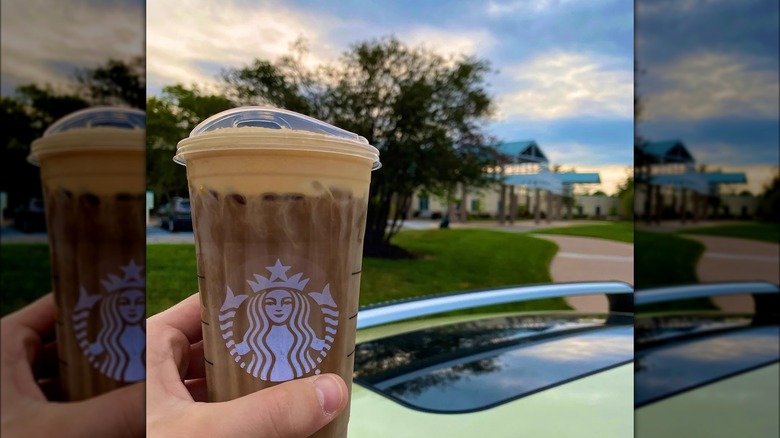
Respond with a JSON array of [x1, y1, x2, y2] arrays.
[[354, 312, 633, 414], [635, 363, 779, 437], [349, 362, 634, 438], [634, 282, 780, 407]]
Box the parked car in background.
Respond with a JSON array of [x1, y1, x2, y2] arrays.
[[158, 197, 192, 232], [13, 198, 46, 233], [349, 282, 635, 437], [635, 282, 780, 438]]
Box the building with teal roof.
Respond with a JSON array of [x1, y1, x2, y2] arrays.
[[411, 140, 614, 224], [635, 139, 749, 223]]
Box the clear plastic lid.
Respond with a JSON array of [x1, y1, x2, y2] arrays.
[[43, 106, 145, 136], [177, 107, 380, 170], [29, 106, 145, 165]]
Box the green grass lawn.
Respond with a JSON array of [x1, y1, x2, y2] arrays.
[[635, 230, 704, 290], [147, 229, 563, 315], [1, 229, 565, 317], [532, 221, 634, 243], [678, 222, 779, 244], [1, 244, 52, 316]]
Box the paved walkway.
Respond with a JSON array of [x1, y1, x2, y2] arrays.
[[635, 220, 744, 233], [683, 235, 780, 312], [0, 227, 48, 243], [450, 219, 605, 233], [533, 234, 634, 313]]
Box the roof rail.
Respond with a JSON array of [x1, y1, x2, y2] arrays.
[[357, 281, 633, 329], [635, 281, 779, 326], [634, 281, 778, 305]]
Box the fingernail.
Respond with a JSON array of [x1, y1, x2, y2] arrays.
[[313, 375, 342, 415]]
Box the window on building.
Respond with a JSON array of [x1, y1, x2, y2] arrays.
[[419, 197, 429, 211], [471, 199, 480, 212]]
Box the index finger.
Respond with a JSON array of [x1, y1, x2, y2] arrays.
[[147, 292, 203, 344], [2, 293, 56, 339]]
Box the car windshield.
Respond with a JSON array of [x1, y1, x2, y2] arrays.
[[353, 314, 633, 413], [634, 314, 780, 407], [30, 199, 45, 212], [175, 200, 191, 212]]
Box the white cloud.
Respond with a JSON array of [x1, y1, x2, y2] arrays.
[[643, 52, 780, 120], [146, 0, 345, 93], [486, 0, 586, 15], [498, 52, 633, 120], [404, 26, 496, 58], [0, 0, 143, 93], [146, 0, 497, 95]]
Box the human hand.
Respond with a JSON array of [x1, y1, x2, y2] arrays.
[[0, 293, 145, 437], [146, 292, 348, 438]]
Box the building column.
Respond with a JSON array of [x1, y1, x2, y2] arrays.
[[509, 186, 518, 225], [498, 184, 506, 225], [546, 190, 552, 224], [534, 187, 541, 224], [460, 184, 468, 223], [654, 187, 663, 225], [556, 195, 563, 220], [680, 188, 688, 225]]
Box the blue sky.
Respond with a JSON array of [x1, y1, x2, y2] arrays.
[[146, 0, 634, 192], [2, 0, 634, 193], [636, 0, 779, 192]]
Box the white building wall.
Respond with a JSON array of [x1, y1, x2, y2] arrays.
[[633, 185, 760, 218], [411, 185, 616, 219], [574, 195, 619, 218], [720, 195, 760, 218]]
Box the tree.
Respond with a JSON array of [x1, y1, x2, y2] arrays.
[[145, 86, 234, 202], [758, 171, 780, 221], [77, 57, 146, 109], [1, 57, 144, 212], [223, 37, 503, 255], [616, 174, 634, 219]]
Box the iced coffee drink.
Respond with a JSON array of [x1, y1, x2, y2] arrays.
[[28, 107, 146, 400], [175, 107, 379, 438]]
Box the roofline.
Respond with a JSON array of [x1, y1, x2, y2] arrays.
[[357, 282, 634, 329]]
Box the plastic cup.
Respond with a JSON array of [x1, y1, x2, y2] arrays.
[[28, 107, 146, 400], [175, 107, 380, 438]]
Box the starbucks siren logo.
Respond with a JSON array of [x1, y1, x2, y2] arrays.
[[220, 259, 339, 382], [73, 260, 146, 382]]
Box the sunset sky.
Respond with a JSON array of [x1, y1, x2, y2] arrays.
[[637, 0, 779, 195], [5, 0, 638, 194]]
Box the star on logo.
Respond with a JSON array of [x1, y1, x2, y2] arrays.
[[121, 260, 144, 280], [266, 260, 291, 281]]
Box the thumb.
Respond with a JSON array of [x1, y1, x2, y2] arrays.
[[195, 374, 348, 438]]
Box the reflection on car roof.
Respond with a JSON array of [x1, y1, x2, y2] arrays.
[[635, 317, 780, 407], [353, 314, 634, 413]]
